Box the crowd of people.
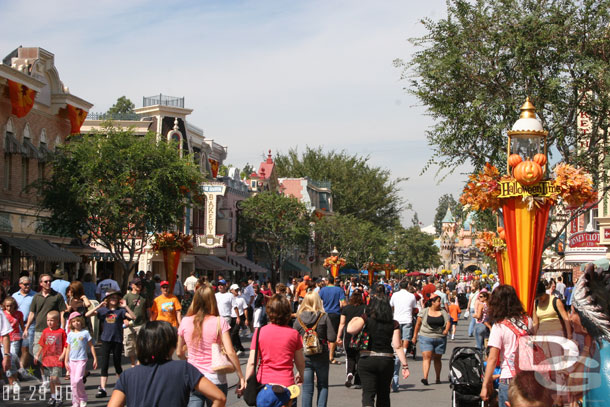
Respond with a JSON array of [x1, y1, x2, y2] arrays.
[[0, 268, 595, 406]]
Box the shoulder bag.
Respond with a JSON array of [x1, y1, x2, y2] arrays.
[[211, 317, 236, 374], [243, 326, 264, 406]]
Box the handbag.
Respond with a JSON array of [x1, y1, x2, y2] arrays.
[[348, 320, 369, 351], [211, 317, 235, 374], [243, 326, 264, 406]]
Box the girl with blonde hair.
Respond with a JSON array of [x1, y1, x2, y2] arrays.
[[177, 286, 245, 407], [293, 291, 336, 407]]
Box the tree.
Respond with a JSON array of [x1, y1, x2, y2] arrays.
[[313, 214, 389, 271], [106, 96, 135, 116], [35, 126, 204, 291], [398, 0, 610, 180], [238, 192, 311, 283], [433, 194, 463, 236], [274, 146, 406, 231], [394, 226, 442, 271]]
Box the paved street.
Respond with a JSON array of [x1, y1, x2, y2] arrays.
[[3, 321, 475, 406]]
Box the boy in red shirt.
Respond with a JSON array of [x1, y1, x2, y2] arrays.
[[35, 310, 67, 406]]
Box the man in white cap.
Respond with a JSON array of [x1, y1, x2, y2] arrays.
[[229, 284, 247, 354]]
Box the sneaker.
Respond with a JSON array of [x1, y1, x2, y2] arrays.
[[12, 382, 20, 394], [47, 397, 57, 407], [80, 401, 88, 407], [40, 381, 50, 395], [236, 350, 243, 356], [95, 387, 107, 398], [345, 373, 353, 388], [353, 384, 362, 389]]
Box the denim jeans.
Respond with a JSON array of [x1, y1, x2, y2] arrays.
[[302, 355, 329, 407], [391, 356, 400, 391], [498, 381, 510, 407], [474, 323, 489, 350], [188, 382, 228, 407], [468, 313, 476, 337]]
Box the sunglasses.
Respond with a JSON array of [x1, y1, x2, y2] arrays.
[[21, 283, 31, 286], [41, 280, 51, 284]]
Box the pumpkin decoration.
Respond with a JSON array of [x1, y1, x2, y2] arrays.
[[497, 226, 506, 240], [508, 154, 523, 168], [513, 160, 543, 186], [533, 153, 547, 167]]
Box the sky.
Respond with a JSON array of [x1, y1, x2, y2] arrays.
[[0, 0, 470, 226]]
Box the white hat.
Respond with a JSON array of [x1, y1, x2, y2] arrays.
[[230, 284, 240, 291]]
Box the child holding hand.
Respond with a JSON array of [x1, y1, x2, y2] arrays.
[[65, 312, 97, 407], [35, 310, 67, 407]]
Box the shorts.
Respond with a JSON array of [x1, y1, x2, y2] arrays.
[[327, 313, 340, 335], [400, 323, 413, 341], [450, 318, 458, 326], [419, 336, 447, 354], [20, 325, 36, 350], [33, 331, 43, 360], [44, 366, 62, 378], [123, 324, 142, 357]]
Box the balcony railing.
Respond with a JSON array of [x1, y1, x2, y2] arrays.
[[143, 94, 184, 108], [86, 112, 141, 121]]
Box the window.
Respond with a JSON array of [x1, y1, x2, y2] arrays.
[[38, 162, 45, 180], [4, 154, 11, 190], [22, 157, 29, 190]]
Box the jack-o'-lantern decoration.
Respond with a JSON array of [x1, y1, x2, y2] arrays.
[[513, 160, 544, 186], [533, 153, 547, 167], [497, 226, 506, 240]]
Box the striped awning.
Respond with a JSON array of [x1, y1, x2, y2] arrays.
[[228, 255, 268, 273], [0, 236, 80, 262], [4, 133, 23, 154]]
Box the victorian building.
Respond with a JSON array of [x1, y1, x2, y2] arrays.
[[0, 46, 93, 282]]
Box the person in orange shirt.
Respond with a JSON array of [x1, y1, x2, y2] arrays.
[[150, 281, 182, 328], [293, 276, 311, 306], [448, 295, 461, 341]]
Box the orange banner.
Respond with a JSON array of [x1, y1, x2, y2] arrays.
[[8, 80, 36, 118], [67, 104, 88, 134], [209, 159, 219, 178], [162, 248, 182, 293], [502, 198, 551, 314], [494, 250, 512, 286]]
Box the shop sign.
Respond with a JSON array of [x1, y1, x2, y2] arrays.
[[498, 180, 561, 199], [199, 183, 226, 248], [569, 231, 600, 248]]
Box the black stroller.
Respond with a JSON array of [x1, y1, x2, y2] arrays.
[[449, 347, 485, 407]]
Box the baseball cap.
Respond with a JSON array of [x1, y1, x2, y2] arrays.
[[160, 280, 170, 286], [130, 277, 142, 285], [230, 284, 240, 291], [256, 384, 300, 407], [303, 275, 311, 281], [217, 279, 227, 285]]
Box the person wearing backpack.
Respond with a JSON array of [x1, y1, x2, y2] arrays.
[[293, 291, 336, 407], [480, 285, 534, 407]]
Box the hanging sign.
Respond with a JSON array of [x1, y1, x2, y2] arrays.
[[198, 183, 226, 248], [498, 180, 561, 199]]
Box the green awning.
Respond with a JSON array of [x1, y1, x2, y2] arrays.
[[195, 255, 239, 271], [282, 259, 311, 274], [0, 236, 80, 262]]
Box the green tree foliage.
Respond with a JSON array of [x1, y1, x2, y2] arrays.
[[35, 127, 204, 290], [274, 146, 406, 231], [394, 226, 442, 270], [398, 0, 610, 181], [434, 194, 463, 236], [106, 96, 135, 116], [238, 192, 311, 283], [313, 214, 388, 271]]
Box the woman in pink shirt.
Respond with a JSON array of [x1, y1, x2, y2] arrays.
[[177, 286, 245, 407], [245, 294, 304, 405]]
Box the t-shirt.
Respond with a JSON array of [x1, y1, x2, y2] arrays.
[[39, 327, 67, 368], [178, 315, 230, 383], [295, 281, 308, 300], [115, 360, 203, 407], [83, 282, 97, 300], [231, 296, 247, 318], [556, 282, 566, 297], [361, 314, 399, 354], [449, 304, 461, 321], [12, 290, 37, 320], [318, 285, 345, 314], [95, 278, 120, 300], [124, 292, 148, 326], [29, 290, 67, 332], [0, 311, 12, 337], [340, 304, 366, 344], [51, 279, 71, 302], [487, 317, 533, 379], [389, 290, 417, 324], [184, 275, 198, 292], [152, 295, 181, 327], [215, 292, 236, 318], [242, 284, 255, 306], [98, 307, 128, 343], [3, 310, 23, 341], [67, 330, 92, 361], [253, 324, 303, 387]]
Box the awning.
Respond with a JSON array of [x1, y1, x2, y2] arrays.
[[38, 143, 53, 162], [195, 255, 239, 271], [228, 255, 268, 273], [22, 138, 42, 159], [4, 133, 23, 154], [0, 236, 80, 262], [282, 259, 311, 274]]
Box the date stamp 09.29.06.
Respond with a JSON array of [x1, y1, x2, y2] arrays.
[[2, 385, 72, 402]]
